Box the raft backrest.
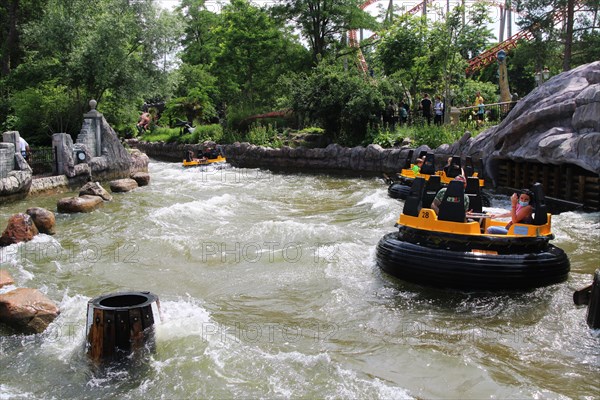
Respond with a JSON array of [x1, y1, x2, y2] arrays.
[[402, 150, 415, 169], [403, 177, 427, 217], [464, 156, 474, 177], [465, 176, 482, 213], [420, 152, 436, 175], [445, 156, 463, 178], [531, 182, 548, 225], [423, 175, 442, 208], [438, 180, 466, 223]]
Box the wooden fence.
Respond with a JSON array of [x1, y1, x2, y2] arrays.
[[496, 160, 599, 210]]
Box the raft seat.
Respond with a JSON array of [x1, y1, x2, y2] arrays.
[[420, 152, 436, 175], [465, 176, 483, 214], [438, 180, 467, 223], [531, 182, 548, 225], [423, 175, 442, 209], [403, 177, 427, 217]]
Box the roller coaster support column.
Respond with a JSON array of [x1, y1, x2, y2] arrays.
[[497, 50, 511, 103]]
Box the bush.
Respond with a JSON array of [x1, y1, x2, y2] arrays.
[[246, 123, 282, 147]]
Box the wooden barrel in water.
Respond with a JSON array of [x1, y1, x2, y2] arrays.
[[86, 291, 160, 363], [587, 270, 600, 330]]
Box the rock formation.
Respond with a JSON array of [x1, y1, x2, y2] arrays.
[[79, 181, 113, 201], [57, 194, 104, 213], [109, 178, 139, 193], [0, 288, 60, 334], [26, 207, 56, 235], [0, 269, 15, 288], [0, 213, 39, 247], [459, 61, 600, 180]]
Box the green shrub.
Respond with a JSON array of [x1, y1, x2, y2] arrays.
[[246, 123, 282, 147], [142, 127, 179, 142]]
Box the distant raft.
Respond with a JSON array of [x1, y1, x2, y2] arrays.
[[376, 178, 570, 291], [386, 152, 490, 206], [182, 155, 227, 168]]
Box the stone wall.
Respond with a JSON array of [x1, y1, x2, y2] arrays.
[[128, 139, 426, 176]]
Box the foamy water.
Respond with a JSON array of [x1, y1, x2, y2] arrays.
[[0, 160, 598, 399]]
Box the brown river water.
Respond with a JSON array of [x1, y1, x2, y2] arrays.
[[1, 160, 598, 399]]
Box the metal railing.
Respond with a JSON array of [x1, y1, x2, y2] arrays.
[[28, 146, 57, 177], [454, 101, 518, 125]]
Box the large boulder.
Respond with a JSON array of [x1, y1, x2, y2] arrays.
[[0, 288, 60, 334], [109, 178, 138, 193], [463, 61, 600, 178], [26, 207, 56, 235], [0, 213, 39, 247], [57, 194, 104, 213], [131, 172, 150, 187], [79, 181, 113, 201]]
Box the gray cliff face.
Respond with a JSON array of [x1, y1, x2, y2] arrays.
[[466, 61, 600, 176]]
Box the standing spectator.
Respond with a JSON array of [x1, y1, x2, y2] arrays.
[[19, 136, 30, 160], [433, 96, 444, 126], [420, 93, 432, 125], [474, 91, 485, 126], [399, 100, 408, 126]]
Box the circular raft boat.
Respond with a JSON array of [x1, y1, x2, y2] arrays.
[[376, 178, 570, 291]]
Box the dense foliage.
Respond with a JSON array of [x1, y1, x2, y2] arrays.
[[0, 0, 598, 148]]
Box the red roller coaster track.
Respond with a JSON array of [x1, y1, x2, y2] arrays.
[[352, 0, 581, 76]]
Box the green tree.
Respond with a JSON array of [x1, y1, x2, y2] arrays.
[[3, 0, 174, 140], [288, 61, 385, 144], [272, 0, 378, 64], [178, 0, 221, 66], [210, 0, 311, 109], [165, 63, 217, 124]]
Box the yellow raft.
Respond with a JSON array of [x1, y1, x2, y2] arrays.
[[377, 178, 570, 291], [182, 155, 227, 168]]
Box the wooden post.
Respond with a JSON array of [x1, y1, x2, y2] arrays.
[[542, 165, 549, 192], [553, 165, 561, 197], [565, 165, 573, 200], [578, 175, 586, 203], [86, 291, 160, 364]]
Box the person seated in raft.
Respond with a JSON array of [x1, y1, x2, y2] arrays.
[[486, 190, 534, 234], [411, 158, 424, 175], [185, 150, 194, 162], [443, 157, 465, 177], [431, 175, 470, 214]]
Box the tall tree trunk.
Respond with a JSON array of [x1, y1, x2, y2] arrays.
[[499, 6, 506, 42], [563, 0, 574, 71], [1, 0, 20, 76]]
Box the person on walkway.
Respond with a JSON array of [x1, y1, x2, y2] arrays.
[[399, 100, 409, 125], [420, 93, 432, 126], [486, 190, 534, 234], [19, 136, 30, 160], [433, 96, 444, 126], [474, 92, 485, 126], [137, 112, 151, 132]]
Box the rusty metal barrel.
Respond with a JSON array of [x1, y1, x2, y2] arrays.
[[86, 291, 160, 363]]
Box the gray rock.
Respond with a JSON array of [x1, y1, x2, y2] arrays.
[[131, 172, 150, 186], [462, 61, 600, 176], [79, 181, 113, 201], [109, 178, 138, 193], [57, 195, 104, 213]]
